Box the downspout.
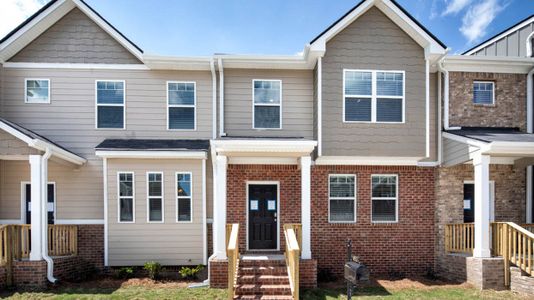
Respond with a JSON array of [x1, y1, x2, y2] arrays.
[[437, 48, 460, 131], [41, 148, 57, 283], [527, 67, 534, 223], [218, 58, 226, 137], [210, 59, 217, 139]]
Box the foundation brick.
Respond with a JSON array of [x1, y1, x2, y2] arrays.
[[466, 257, 505, 290], [209, 259, 228, 288], [510, 267, 534, 295]]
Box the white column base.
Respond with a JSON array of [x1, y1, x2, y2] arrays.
[[29, 155, 43, 261], [473, 248, 492, 258]]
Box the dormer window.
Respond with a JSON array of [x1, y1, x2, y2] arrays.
[[473, 81, 494, 105]]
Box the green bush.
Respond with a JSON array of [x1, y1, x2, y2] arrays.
[[179, 265, 204, 280], [144, 261, 162, 280], [117, 267, 135, 279]]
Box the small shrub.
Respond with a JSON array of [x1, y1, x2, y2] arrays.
[[144, 261, 162, 280], [179, 265, 204, 280], [117, 267, 135, 279]]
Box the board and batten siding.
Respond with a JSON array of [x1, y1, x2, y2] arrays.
[[321, 7, 429, 158], [472, 22, 534, 57], [223, 69, 314, 139], [0, 67, 214, 220], [107, 158, 204, 266]]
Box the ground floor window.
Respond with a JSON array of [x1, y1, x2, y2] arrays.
[[176, 172, 192, 222], [118, 172, 134, 223], [371, 175, 398, 223], [147, 172, 163, 223], [328, 175, 356, 223]]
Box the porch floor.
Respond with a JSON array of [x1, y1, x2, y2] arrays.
[[241, 254, 285, 261]]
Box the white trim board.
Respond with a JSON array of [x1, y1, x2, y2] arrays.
[[95, 150, 207, 159], [55, 219, 104, 225]]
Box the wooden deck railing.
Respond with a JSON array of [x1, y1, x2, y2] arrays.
[[226, 223, 239, 300], [284, 224, 301, 300], [445, 223, 474, 254]]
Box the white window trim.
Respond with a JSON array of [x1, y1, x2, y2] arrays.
[[252, 79, 283, 130], [371, 174, 399, 224], [343, 69, 405, 124], [167, 81, 197, 131], [176, 171, 193, 223], [146, 171, 164, 224], [24, 78, 50, 104], [473, 81, 495, 105], [117, 171, 135, 224], [328, 174, 357, 224], [95, 80, 126, 130]]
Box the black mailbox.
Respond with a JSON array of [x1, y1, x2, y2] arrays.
[[344, 262, 370, 284]]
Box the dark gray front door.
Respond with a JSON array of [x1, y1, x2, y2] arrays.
[[25, 183, 55, 224], [248, 184, 277, 250]]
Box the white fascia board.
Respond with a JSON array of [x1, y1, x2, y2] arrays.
[[3, 62, 149, 70], [228, 157, 299, 165], [315, 156, 423, 166], [482, 142, 534, 156], [55, 219, 104, 225], [443, 55, 534, 74], [211, 140, 317, 156], [464, 16, 534, 55], [95, 150, 207, 159], [31, 140, 86, 165], [442, 132, 488, 148]]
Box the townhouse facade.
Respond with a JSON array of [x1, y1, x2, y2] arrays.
[[0, 0, 532, 297]]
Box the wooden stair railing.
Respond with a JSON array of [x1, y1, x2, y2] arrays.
[[226, 223, 239, 300], [284, 224, 301, 300]]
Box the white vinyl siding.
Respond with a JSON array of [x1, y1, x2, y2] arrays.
[[371, 175, 398, 223], [176, 172, 192, 222], [328, 174, 356, 223], [147, 172, 164, 223], [167, 81, 196, 130], [343, 70, 405, 123], [25, 79, 50, 103], [473, 81, 494, 105], [96, 80, 125, 129], [253, 79, 282, 129], [118, 172, 134, 223]]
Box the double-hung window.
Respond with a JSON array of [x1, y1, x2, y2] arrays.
[[168, 82, 196, 130], [25, 79, 50, 103], [344, 70, 404, 123], [147, 172, 163, 223], [96, 80, 125, 129], [253, 80, 282, 129], [176, 172, 192, 222], [371, 175, 398, 223], [118, 172, 134, 223], [329, 175, 356, 223], [473, 81, 494, 105]]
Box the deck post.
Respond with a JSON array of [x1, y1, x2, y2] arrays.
[[300, 156, 312, 259], [29, 155, 43, 261], [473, 154, 491, 258]]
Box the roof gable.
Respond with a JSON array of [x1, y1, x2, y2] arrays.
[[0, 0, 143, 63]]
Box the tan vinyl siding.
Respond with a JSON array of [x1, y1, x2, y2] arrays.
[[1, 68, 214, 220], [224, 69, 313, 138], [321, 7, 427, 157], [442, 138, 473, 167], [9, 8, 141, 64], [420, 72, 438, 162], [107, 158, 204, 266]]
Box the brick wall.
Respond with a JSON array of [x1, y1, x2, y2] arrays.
[[311, 165, 436, 278], [226, 164, 301, 251], [435, 164, 525, 278], [77, 224, 104, 271], [12, 260, 47, 289], [449, 72, 526, 130], [207, 223, 213, 258], [0, 265, 6, 288], [510, 267, 534, 295], [466, 257, 505, 290], [209, 259, 228, 288], [300, 259, 317, 288]]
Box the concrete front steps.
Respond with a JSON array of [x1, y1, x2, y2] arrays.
[[234, 255, 293, 300]]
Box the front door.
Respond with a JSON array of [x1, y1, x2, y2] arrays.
[[463, 182, 494, 223], [248, 184, 278, 250], [25, 183, 55, 224]]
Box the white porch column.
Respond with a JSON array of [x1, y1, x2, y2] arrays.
[[29, 155, 43, 261], [473, 154, 491, 258], [213, 155, 227, 259], [300, 156, 312, 259]]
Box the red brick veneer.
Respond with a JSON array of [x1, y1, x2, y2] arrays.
[[77, 224, 104, 271], [0, 265, 7, 288], [311, 165, 436, 278], [300, 259, 318, 288], [209, 259, 228, 288]]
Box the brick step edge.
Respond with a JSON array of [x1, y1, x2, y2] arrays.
[[235, 284, 292, 296], [234, 295, 293, 300], [237, 274, 290, 285]]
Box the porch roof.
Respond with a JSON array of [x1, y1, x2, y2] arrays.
[[0, 117, 86, 165], [95, 139, 209, 159], [445, 127, 534, 143]]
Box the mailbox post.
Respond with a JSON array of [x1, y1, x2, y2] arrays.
[[344, 239, 370, 300]]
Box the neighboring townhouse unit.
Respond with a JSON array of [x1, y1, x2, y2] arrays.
[[0, 0, 532, 298]]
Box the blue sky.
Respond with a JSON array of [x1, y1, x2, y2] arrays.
[[1, 0, 533, 56]]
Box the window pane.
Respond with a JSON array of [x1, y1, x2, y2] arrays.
[[345, 98, 371, 121], [149, 198, 162, 221], [177, 174, 191, 197], [254, 81, 280, 104], [169, 107, 195, 129], [372, 176, 397, 198], [97, 81, 124, 104], [377, 72, 403, 96], [178, 198, 191, 222], [345, 71, 372, 95], [372, 199, 396, 222], [254, 106, 280, 128], [376, 98, 402, 122], [168, 82, 195, 105], [26, 80, 49, 103], [148, 174, 162, 197], [120, 198, 133, 222], [473, 82, 493, 104], [119, 174, 133, 197], [97, 106, 123, 128], [329, 175, 355, 198], [330, 200, 355, 222]]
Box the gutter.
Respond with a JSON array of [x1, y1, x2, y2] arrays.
[[210, 59, 217, 139], [527, 67, 534, 223], [218, 58, 226, 137], [437, 48, 460, 131], [41, 147, 57, 283]]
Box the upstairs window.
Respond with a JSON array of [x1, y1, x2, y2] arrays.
[[25, 79, 50, 103], [344, 70, 404, 123], [118, 172, 134, 223], [253, 80, 282, 129], [329, 175, 356, 223], [147, 172, 163, 223], [473, 81, 494, 105], [96, 80, 125, 129], [371, 175, 398, 223], [167, 82, 196, 130]]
